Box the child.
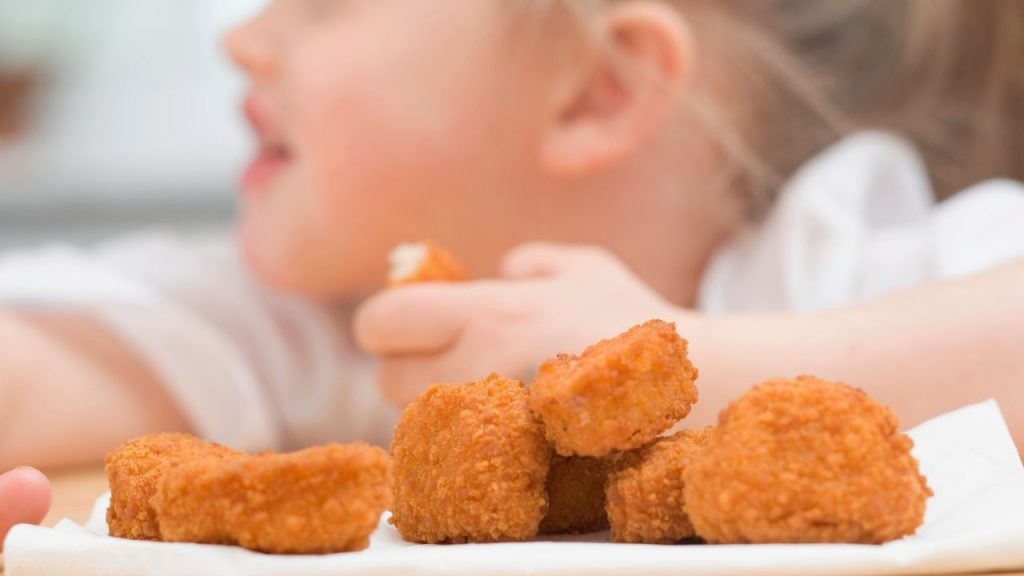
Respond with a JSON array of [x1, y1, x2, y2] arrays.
[[0, 0, 1023, 536]]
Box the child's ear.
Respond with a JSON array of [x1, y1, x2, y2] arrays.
[[541, 2, 696, 176]]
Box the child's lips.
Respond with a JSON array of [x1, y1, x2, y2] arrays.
[[240, 94, 292, 194], [242, 148, 291, 194]]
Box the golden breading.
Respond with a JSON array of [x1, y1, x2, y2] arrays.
[[387, 242, 467, 286], [539, 455, 610, 535], [605, 428, 712, 544], [153, 443, 392, 554], [529, 320, 699, 457], [684, 376, 932, 544], [105, 433, 238, 540], [390, 374, 551, 543]]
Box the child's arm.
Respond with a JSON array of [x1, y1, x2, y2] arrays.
[[685, 259, 1024, 438], [0, 310, 189, 471], [356, 245, 1024, 449]]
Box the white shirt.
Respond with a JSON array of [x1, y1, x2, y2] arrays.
[[699, 132, 1024, 313], [0, 236, 395, 452], [2, 132, 1022, 451]]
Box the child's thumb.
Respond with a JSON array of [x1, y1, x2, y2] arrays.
[[0, 466, 51, 551], [502, 243, 619, 279]]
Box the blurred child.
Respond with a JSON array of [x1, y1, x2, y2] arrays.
[[0, 0, 1022, 505]]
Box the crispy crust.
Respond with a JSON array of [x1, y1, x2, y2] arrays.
[[684, 376, 932, 544], [605, 428, 712, 543], [539, 455, 611, 535], [529, 320, 699, 457], [153, 443, 393, 554], [390, 374, 551, 543], [105, 433, 239, 541]]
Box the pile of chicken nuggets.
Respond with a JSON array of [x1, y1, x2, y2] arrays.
[[105, 244, 931, 553], [106, 318, 931, 553]]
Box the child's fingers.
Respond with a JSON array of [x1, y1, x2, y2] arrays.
[[354, 286, 465, 355], [0, 467, 51, 551], [354, 283, 530, 356], [502, 243, 622, 279]]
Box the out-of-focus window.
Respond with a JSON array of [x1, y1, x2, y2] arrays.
[[0, 0, 265, 248]]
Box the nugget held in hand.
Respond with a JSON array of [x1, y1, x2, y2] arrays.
[[606, 428, 711, 544], [684, 376, 932, 544], [154, 443, 392, 554], [388, 242, 467, 286], [105, 433, 238, 541], [390, 374, 551, 543], [540, 455, 610, 535], [530, 320, 698, 457]]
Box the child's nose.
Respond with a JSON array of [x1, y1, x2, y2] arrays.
[[223, 14, 276, 80]]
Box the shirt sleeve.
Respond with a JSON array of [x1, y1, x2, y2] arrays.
[[698, 132, 1024, 314], [931, 179, 1024, 279], [0, 232, 396, 452]]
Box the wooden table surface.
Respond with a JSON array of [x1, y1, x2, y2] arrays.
[[42, 467, 111, 528], [6, 467, 1023, 576]]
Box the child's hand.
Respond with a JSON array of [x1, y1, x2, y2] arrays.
[[354, 243, 681, 406], [0, 467, 51, 550]]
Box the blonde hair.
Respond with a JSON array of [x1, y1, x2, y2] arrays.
[[535, 0, 1024, 214]]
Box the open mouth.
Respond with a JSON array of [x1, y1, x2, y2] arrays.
[[242, 94, 293, 194], [243, 137, 292, 194], [259, 138, 291, 161]]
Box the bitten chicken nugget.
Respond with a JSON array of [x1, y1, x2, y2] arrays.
[[539, 455, 610, 535], [605, 428, 712, 544], [529, 320, 699, 457], [684, 376, 932, 544], [105, 433, 238, 541], [388, 242, 467, 286], [154, 443, 392, 554], [390, 374, 551, 543]]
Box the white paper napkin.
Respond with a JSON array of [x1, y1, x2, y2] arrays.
[[5, 400, 1024, 576]]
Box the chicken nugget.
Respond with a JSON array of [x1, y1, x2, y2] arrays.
[[390, 374, 551, 543], [529, 320, 699, 457], [388, 242, 467, 286], [154, 443, 392, 554], [684, 376, 932, 544], [605, 428, 712, 544], [105, 433, 238, 541], [539, 455, 610, 535]]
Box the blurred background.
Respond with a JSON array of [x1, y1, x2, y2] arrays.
[[0, 0, 264, 250]]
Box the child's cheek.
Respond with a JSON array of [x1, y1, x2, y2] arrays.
[[265, 46, 464, 292], [290, 43, 466, 210]]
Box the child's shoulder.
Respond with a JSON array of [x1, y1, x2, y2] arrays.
[[699, 132, 1024, 314]]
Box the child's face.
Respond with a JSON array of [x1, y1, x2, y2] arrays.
[[227, 0, 555, 297]]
